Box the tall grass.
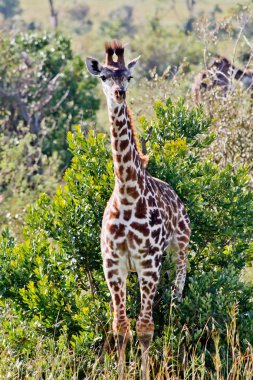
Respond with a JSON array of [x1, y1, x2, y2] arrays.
[[1, 309, 252, 379]]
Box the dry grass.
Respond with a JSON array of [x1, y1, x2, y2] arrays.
[[1, 313, 252, 380]]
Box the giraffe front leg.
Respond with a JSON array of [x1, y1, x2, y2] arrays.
[[137, 270, 160, 380], [104, 260, 130, 380]]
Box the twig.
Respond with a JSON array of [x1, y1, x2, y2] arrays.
[[52, 89, 69, 111], [141, 127, 152, 155]]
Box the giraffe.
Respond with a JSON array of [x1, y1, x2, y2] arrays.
[[86, 41, 190, 380], [193, 55, 253, 103]]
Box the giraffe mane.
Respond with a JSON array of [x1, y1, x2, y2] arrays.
[[126, 106, 149, 168]]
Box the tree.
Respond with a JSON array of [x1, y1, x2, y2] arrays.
[[0, 33, 99, 192], [0, 0, 21, 19], [0, 32, 99, 230]]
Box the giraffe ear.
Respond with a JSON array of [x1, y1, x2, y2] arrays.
[[127, 55, 141, 72], [86, 57, 103, 76]]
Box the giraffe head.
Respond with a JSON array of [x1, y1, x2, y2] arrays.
[[86, 41, 140, 106]]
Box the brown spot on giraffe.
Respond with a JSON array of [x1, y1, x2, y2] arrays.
[[123, 149, 132, 163], [107, 258, 119, 268], [135, 197, 147, 219], [107, 269, 119, 279], [123, 210, 132, 221], [119, 139, 129, 151], [116, 240, 128, 251], [141, 259, 152, 268], [126, 186, 139, 199], [119, 127, 127, 137], [131, 221, 149, 236], [116, 120, 124, 128], [125, 166, 137, 181], [115, 294, 121, 305]]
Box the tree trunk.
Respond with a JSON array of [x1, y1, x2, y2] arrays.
[[48, 0, 58, 29]]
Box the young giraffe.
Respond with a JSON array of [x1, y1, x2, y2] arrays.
[[193, 55, 253, 103], [86, 41, 190, 380]]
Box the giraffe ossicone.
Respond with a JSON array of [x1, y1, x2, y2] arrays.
[[86, 41, 190, 380]]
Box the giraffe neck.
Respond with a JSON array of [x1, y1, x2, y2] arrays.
[[108, 101, 145, 196]]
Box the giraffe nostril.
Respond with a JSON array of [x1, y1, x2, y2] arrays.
[[115, 89, 125, 98]]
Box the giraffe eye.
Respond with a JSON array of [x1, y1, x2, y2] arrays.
[[100, 75, 107, 81]]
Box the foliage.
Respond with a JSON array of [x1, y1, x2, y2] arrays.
[[0, 129, 113, 356]]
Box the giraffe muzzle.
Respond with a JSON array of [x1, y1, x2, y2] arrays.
[[115, 89, 126, 103]]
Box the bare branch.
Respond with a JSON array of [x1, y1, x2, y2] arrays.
[[52, 89, 69, 111], [33, 73, 63, 113]]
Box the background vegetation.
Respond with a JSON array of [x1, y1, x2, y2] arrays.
[[0, 0, 252, 378]]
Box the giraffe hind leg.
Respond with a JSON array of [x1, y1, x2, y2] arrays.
[[173, 247, 188, 301], [170, 230, 190, 301]]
